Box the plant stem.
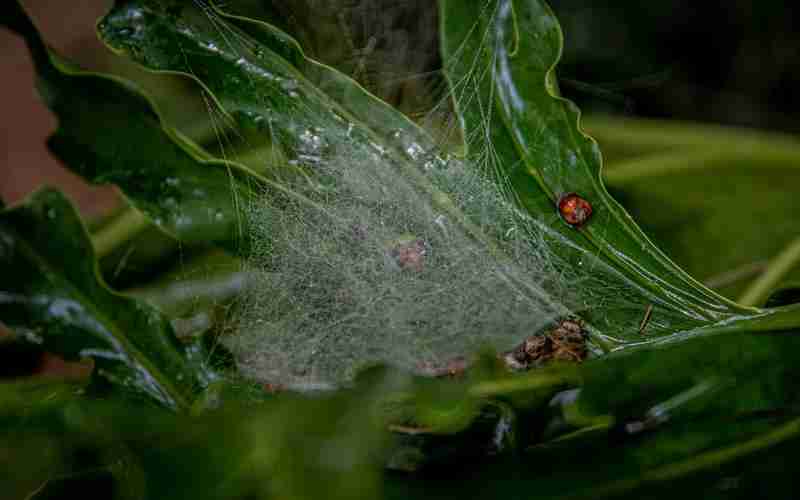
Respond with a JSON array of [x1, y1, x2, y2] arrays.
[[469, 368, 579, 398], [738, 236, 800, 307], [128, 270, 249, 317], [584, 114, 800, 162], [703, 260, 768, 290], [603, 146, 800, 185], [90, 207, 150, 259]]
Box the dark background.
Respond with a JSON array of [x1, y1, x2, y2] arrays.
[[554, 0, 800, 133]]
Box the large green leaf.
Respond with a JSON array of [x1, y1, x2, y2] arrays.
[[436, 0, 794, 340], [0, 189, 214, 409], [0, 1, 259, 251]]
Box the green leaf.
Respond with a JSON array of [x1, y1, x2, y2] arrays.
[[437, 0, 781, 340], [0, 375, 391, 500], [97, 0, 438, 175], [0, 379, 118, 500], [1, 0, 258, 251], [595, 115, 800, 304], [385, 415, 800, 499], [381, 328, 800, 499], [0, 188, 214, 409]]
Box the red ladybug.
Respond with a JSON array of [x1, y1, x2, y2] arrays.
[[558, 193, 593, 227]]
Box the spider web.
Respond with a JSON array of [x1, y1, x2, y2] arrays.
[[182, 0, 668, 388]]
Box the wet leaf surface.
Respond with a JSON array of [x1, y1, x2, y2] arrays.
[[0, 189, 214, 408], [1, 1, 258, 251]]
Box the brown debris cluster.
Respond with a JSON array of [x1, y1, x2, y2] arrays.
[[419, 320, 589, 379], [502, 319, 588, 370]]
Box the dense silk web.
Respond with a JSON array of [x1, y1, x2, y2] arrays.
[[186, 1, 658, 388], [232, 141, 581, 387]]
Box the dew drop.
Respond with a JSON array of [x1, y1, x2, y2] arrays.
[[175, 215, 192, 229], [281, 79, 298, 92], [405, 142, 425, 161], [433, 214, 448, 234], [253, 114, 267, 131], [566, 151, 578, 168]]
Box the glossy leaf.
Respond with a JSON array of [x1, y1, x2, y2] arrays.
[[97, 0, 439, 176], [1, 1, 258, 251], [0, 188, 214, 409], [436, 0, 788, 341]]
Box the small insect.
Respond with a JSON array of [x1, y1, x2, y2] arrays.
[[503, 319, 588, 370], [388, 237, 428, 272], [558, 193, 593, 227]]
